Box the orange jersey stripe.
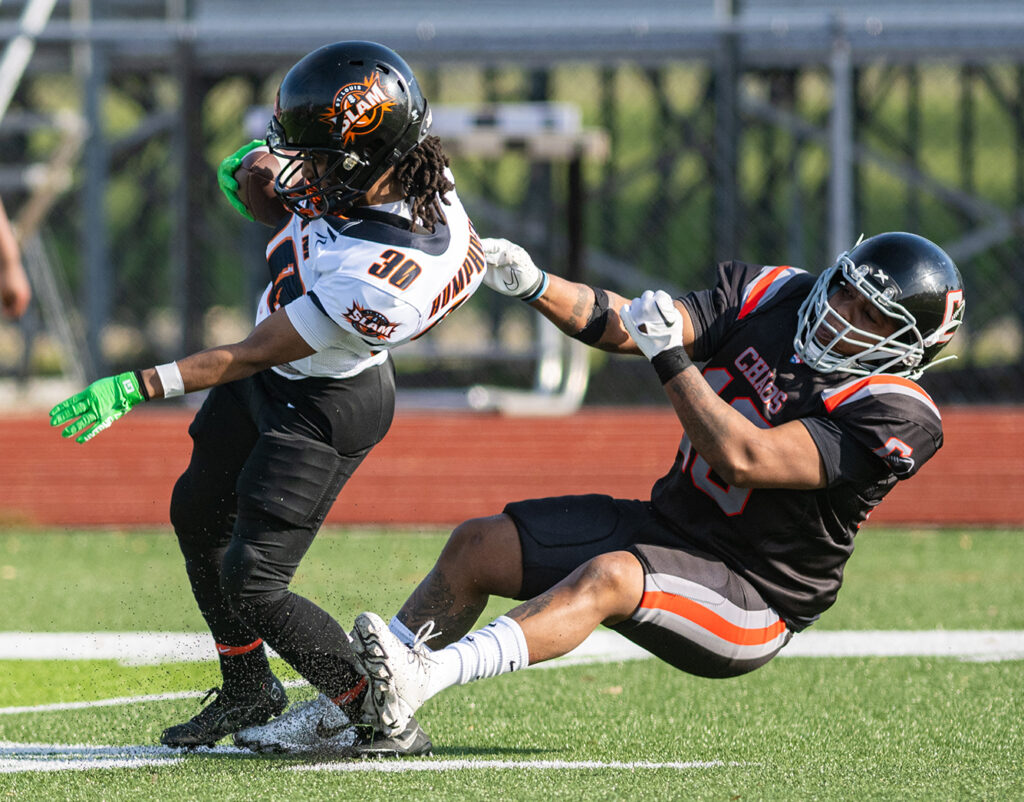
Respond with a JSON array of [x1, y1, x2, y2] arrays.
[[640, 591, 787, 645], [822, 374, 937, 414], [738, 266, 791, 319]]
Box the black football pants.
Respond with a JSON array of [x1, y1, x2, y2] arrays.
[[169, 362, 395, 697]]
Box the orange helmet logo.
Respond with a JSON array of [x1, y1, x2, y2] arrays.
[[321, 73, 396, 147]]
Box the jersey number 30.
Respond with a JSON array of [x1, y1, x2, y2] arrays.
[[678, 367, 771, 516]]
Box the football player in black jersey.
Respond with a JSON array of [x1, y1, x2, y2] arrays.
[[348, 232, 966, 742]]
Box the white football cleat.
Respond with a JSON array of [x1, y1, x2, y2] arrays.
[[233, 692, 357, 754], [352, 612, 436, 738]]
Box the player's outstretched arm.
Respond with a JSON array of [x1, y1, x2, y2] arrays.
[[622, 290, 826, 490], [50, 308, 315, 443], [482, 237, 694, 355]]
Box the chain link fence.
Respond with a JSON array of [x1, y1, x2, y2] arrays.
[[1, 8, 1022, 406]]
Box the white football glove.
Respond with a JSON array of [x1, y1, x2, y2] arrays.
[[481, 238, 548, 300], [619, 290, 684, 360]]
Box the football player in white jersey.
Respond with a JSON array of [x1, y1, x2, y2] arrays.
[[49, 41, 487, 758]]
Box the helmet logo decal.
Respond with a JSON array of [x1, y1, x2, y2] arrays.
[[343, 300, 400, 341], [321, 73, 396, 147], [855, 263, 899, 300], [933, 289, 965, 345]]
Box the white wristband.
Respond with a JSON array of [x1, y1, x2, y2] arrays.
[[155, 361, 185, 398]]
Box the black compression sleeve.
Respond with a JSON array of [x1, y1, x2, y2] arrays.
[[572, 287, 611, 345]]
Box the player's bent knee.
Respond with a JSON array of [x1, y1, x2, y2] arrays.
[[168, 471, 200, 539], [169, 468, 235, 547], [219, 539, 288, 610], [576, 551, 645, 617], [441, 518, 487, 560], [440, 514, 521, 588]]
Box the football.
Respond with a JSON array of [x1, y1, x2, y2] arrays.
[[235, 148, 291, 226]]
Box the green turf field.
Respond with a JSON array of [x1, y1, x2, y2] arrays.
[[1, 528, 1022, 800]]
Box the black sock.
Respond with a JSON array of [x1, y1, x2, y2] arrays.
[[217, 642, 272, 694]]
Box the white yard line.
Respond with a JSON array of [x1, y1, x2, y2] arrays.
[[0, 741, 243, 773], [289, 759, 739, 773], [0, 741, 740, 774], [1, 628, 1021, 718], [0, 680, 308, 716], [2, 628, 1023, 670]]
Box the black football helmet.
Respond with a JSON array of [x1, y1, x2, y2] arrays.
[[266, 41, 431, 219], [793, 232, 966, 379]]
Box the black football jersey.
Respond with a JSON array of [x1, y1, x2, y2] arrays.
[[650, 261, 944, 630]]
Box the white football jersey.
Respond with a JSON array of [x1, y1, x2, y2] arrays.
[[254, 184, 484, 379]]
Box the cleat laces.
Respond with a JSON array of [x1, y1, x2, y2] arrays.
[[410, 620, 440, 653]]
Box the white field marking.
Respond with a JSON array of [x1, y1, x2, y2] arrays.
[[290, 759, 738, 773], [0, 741, 740, 775], [4, 629, 1024, 668], [0, 632, 283, 666], [2, 628, 1022, 718], [782, 629, 1024, 662], [0, 741, 246, 774], [0, 680, 308, 716], [533, 628, 1024, 666]]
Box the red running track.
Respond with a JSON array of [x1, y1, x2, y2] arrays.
[[3, 407, 1022, 528]]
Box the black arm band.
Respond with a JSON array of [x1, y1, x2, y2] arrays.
[[572, 287, 611, 345], [651, 346, 694, 385], [133, 369, 151, 401]]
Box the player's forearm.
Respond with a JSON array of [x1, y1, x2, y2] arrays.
[[529, 274, 639, 354], [137, 345, 269, 399], [138, 308, 315, 399], [661, 365, 763, 487]]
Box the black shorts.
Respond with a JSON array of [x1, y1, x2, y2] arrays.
[[504, 494, 791, 678], [175, 359, 396, 549]]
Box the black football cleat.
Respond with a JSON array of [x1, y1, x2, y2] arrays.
[[345, 716, 434, 758], [160, 674, 288, 748]]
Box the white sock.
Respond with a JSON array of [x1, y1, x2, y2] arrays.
[[389, 615, 422, 649], [422, 615, 530, 701]]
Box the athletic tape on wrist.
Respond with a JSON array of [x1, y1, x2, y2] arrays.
[[572, 287, 611, 345], [520, 271, 549, 303], [155, 361, 185, 398], [651, 346, 694, 385]]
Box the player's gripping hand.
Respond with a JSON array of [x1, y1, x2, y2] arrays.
[[481, 238, 549, 302], [49, 371, 146, 444], [217, 139, 265, 222], [619, 290, 684, 360]]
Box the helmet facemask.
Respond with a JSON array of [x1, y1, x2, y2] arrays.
[[267, 116, 383, 220], [794, 254, 927, 378]]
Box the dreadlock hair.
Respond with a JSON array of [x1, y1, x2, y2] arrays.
[[395, 135, 453, 232]]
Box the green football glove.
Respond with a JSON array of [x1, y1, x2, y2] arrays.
[[217, 138, 265, 221], [49, 371, 146, 444]]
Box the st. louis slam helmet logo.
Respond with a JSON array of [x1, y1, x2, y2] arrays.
[[321, 73, 396, 147]]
